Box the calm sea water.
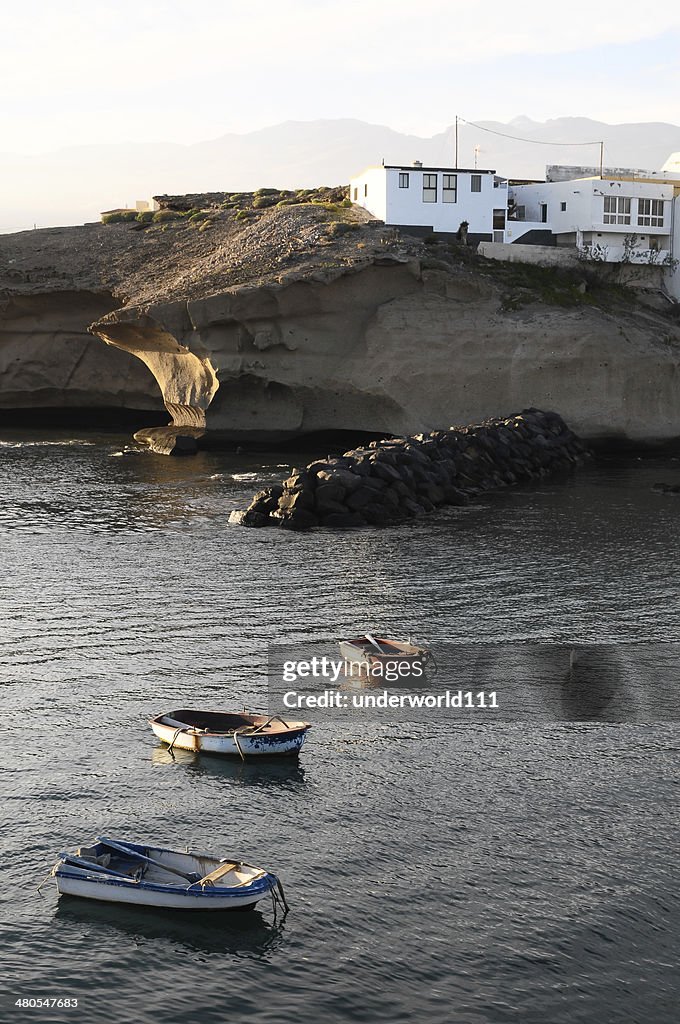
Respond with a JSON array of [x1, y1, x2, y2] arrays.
[[1, 429, 679, 1024]]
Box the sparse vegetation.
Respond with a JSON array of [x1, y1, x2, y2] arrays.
[[326, 221, 360, 238], [488, 260, 608, 310], [101, 210, 137, 224], [252, 195, 278, 209], [153, 209, 182, 223]]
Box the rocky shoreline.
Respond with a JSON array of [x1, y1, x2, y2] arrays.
[[229, 408, 589, 530]]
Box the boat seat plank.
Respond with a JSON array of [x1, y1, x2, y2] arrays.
[[196, 861, 241, 886]]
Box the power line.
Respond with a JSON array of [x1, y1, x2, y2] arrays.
[[458, 116, 602, 147]]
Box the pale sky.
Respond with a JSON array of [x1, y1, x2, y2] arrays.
[[2, 0, 680, 154]]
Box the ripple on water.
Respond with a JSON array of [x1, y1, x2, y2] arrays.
[[0, 438, 679, 1023]]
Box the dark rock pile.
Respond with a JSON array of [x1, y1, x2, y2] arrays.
[[229, 409, 590, 531]]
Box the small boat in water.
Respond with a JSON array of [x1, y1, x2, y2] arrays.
[[148, 709, 311, 758], [339, 633, 434, 677], [50, 837, 286, 911]]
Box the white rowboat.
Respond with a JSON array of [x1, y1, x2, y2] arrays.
[[51, 837, 285, 911], [339, 633, 433, 676], [148, 709, 311, 758]]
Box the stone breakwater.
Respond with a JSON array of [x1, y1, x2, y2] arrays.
[[229, 408, 590, 531]]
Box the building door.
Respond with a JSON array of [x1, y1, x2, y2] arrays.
[[540, 203, 548, 223], [493, 208, 506, 242]]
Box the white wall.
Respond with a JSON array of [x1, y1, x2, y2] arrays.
[[665, 193, 680, 301], [478, 242, 580, 268], [510, 178, 673, 240], [511, 179, 592, 231], [349, 165, 506, 236], [349, 167, 388, 222]]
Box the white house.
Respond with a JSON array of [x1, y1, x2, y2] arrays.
[[349, 163, 509, 243], [506, 176, 674, 264], [135, 198, 161, 213]]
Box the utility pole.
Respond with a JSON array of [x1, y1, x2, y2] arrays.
[[599, 141, 604, 178], [455, 115, 459, 170]]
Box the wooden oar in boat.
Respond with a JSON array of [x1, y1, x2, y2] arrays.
[[59, 853, 140, 881], [365, 632, 389, 655], [97, 836, 202, 884]]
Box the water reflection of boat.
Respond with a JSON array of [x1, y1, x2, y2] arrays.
[[149, 709, 311, 758], [55, 899, 285, 956], [51, 837, 285, 912], [150, 745, 308, 788]]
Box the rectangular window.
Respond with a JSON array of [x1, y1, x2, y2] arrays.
[[638, 198, 664, 228], [471, 174, 482, 192], [353, 187, 358, 201], [442, 174, 457, 203], [560, 201, 567, 212], [422, 173, 437, 203], [603, 196, 631, 224], [364, 184, 368, 198], [540, 203, 548, 223], [399, 172, 409, 188]]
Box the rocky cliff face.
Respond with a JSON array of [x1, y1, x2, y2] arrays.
[[0, 288, 161, 415], [94, 255, 680, 449], [1, 204, 679, 447]]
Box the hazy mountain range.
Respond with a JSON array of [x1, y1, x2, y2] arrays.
[[3, 116, 680, 233]]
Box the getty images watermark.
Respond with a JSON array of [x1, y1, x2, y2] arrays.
[[268, 642, 680, 722], [278, 654, 498, 713], [282, 687, 498, 711]]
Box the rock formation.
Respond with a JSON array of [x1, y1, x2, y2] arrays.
[[229, 408, 589, 530], [1, 202, 680, 449], [0, 288, 161, 415]]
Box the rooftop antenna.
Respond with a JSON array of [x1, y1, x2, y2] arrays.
[[599, 141, 604, 178], [455, 115, 459, 169], [474, 144, 481, 170]]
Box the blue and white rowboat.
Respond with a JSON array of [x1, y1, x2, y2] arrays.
[[51, 837, 286, 911], [149, 709, 311, 758]]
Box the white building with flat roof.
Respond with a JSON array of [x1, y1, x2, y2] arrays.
[[349, 163, 509, 243], [507, 176, 673, 264]]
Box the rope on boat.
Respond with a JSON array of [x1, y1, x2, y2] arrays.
[[232, 729, 245, 761], [36, 868, 55, 895], [271, 876, 290, 917], [276, 878, 290, 912], [248, 714, 291, 735], [167, 727, 184, 754], [426, 649, 438, 677]]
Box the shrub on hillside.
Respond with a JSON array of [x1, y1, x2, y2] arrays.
[[102, 211, 137, 224], [252, 195, 279, 208], [153, 209, 182, 223], [326, 221, 360, 238]]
